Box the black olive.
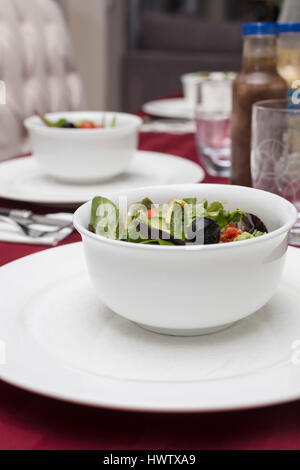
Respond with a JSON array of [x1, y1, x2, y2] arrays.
[[186, 217, 220, 245], [236, 213, 268, 234], [61, 122, 76, 128]]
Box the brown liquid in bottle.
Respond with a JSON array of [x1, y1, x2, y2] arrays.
[[231, 36, 287, 187]]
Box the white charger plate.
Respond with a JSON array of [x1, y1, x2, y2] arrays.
[[0, 151, 204, 206], [1, 242, 300, 412], [143, 98, 194, 120]]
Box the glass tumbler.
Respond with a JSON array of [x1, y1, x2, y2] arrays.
[[252, 99, 300, 245], [195, 74, 234, 178]]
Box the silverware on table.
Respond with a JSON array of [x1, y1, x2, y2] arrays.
[[0, 208, 71, 228], [0, 208, 73, 239]]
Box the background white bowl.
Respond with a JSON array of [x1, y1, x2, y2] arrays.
[[74, 184, 297, 336], [181, 71, 236, 108], [25, 112, 142, 183]]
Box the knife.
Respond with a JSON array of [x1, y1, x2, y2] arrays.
[[0, 209, 72, 228]]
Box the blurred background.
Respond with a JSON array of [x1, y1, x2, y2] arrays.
[[59, 0, 284, 112], [0, 0, 294, 159]]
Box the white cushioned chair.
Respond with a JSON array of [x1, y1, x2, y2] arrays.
[[0, 0, 86, 160]]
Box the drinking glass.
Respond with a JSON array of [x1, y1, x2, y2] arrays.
[[195, 75, 234, 178], [252, 99, 300, 245]]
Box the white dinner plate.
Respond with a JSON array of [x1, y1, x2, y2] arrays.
[[143, 98, 195, 120], [0, 151, 204, 206], [1, 243, 300, 412]]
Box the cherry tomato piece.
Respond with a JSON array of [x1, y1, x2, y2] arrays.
[[146, 208, 158, 218], [80, 121, 96, 129], [220, 223, 242, 243]]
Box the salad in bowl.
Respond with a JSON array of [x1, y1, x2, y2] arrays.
[[34, 110, 117, 129], [89, 195, 268, 246], [74, 184, 297, 336], [24, 111, 142, 183]]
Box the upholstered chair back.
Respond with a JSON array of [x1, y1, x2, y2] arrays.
[[0, 0, 86, 159]]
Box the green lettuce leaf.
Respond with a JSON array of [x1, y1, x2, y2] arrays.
[[90, 196, 119, 239], [253, 229, 266, 237], [139, 239, 175, 246], [170, 202, 185, 241]]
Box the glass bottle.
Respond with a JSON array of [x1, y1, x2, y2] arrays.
[[231, 23, 287, 187], [278, 23, 300, 88]]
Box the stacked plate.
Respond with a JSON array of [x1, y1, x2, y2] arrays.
[[1, 243, 300, 412], [1, 110, 300, 415], [0, 152, 204, 206], [0, 111, 204, 206]]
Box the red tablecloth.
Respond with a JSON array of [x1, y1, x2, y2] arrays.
[[1, 132, 300, 450]]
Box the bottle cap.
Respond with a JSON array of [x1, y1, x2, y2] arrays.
[[279, 23, 300, 34], [243, 23, 279, 36]]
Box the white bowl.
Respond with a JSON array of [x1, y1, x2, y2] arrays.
[[24, 112, 142, 183], [181, 71, 236, 107], [74, 184, 297, 336], [181, 73, 204, 106]]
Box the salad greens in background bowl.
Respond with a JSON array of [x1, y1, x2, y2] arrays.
[[74, 184, 297, 336], [24, 111, 142, 183]]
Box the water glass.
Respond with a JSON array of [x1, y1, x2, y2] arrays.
[[195, 75, 234, 178], [252, 99, 300, 245]]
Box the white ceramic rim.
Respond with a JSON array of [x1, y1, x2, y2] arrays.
[[0, 153, 205, 205], [142, 98, 193, 114], [73, 183, 298, 252], [181, 71, 237, 82], [24, 111, 143, 134], [253, 99, 300, 114]]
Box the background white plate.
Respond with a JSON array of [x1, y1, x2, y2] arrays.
[[1, 243, 300, 412], [0, 151, 204, 206], [143, 98, 194, 120]]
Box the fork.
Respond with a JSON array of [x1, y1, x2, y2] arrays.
[[0, 216, 68, 239]]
